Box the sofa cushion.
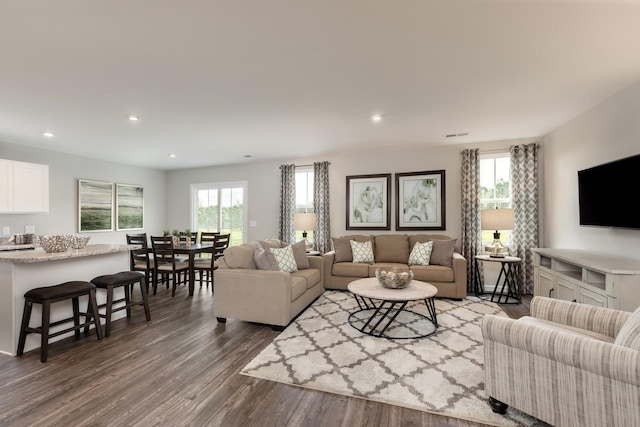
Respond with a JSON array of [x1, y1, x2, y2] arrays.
[[374, 234, 409, 263], [410, 265, 454, 283], [270, 245, 298, 273], [223, 243, 258, 269], [351, 240, 374, 263], [332, 262, 370, 277], [290, 240, 310, 270], [291, 276, 307, 301], [332, 235, 372, 262], [614, 305, 640, 350], [430, 239, 457, 267], [291, 268, 321, 290], [408, 241, 434, 266]]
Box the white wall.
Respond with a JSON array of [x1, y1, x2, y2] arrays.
[[166, 137, 537, 244], [541, 81, 640, 259], [0, 141, 167, 244]]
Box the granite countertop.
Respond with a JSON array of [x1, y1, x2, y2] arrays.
[[0, 244, 138, 264]]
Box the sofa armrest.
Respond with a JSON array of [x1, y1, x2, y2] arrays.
[[482, 314, 640, 386], [322, 251, 335, 288], [451, 252, 467, 296], [530, 296, 630, 338], [214, 268, 293, 325], [308, 255, 324, 286]]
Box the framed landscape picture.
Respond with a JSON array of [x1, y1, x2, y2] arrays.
[[78, 179, 114, 232], [116, 183, 144, 230], [396, 170, 446, 230], [346, 173, 391, 230]]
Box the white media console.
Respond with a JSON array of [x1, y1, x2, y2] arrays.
[[532, 248, 640, 312]]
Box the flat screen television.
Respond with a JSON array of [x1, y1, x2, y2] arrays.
[[578, 153, 640, 229]]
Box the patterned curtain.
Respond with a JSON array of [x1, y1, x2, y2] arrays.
[[510, 143, 540, 295], [313, 161, 331, 253], [460, 148, 483, 293], [279, 164, 296, 243]]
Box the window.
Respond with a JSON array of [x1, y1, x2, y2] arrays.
[[480, 153, 511, 244], [190, 181, 247, 246], [295, 166, 314, 241]]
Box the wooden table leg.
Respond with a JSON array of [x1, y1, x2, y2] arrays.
[[189, 252, 195, 296]]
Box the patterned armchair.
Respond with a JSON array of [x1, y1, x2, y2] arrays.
[[481, 296, 640, 427]]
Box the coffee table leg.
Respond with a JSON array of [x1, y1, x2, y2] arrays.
[[424, 298, 438, 327]]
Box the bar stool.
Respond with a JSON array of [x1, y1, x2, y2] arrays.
[[17, 281, 103, 363], [86, 271, 151, 337]]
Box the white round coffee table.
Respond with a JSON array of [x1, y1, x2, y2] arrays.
[[347, 277, 439, 339]]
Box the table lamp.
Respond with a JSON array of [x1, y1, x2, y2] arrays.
[[481, 208, 514, 258], [294, 213, 317, 250]]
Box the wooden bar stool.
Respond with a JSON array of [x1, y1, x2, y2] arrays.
[[17, 281, 103, 363], [86, 271, 151, 337]]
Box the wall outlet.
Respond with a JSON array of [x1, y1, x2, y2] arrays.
[[25, 225, 36, 234], [2, 226, 9, 236]]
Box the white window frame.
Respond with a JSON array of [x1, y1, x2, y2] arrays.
[[480, 152, 512, 245], [295, 166, 314, 213], [190, 180, 248, 244]]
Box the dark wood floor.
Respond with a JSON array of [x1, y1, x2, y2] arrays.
[[0, 284, 531, 427]]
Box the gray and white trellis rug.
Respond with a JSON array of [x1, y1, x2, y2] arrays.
[[241, 291, 545, 427]]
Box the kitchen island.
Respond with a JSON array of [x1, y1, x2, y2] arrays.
[[0, 244, 134, 356]]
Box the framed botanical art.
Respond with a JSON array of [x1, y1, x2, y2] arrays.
[[116, 183, 144, 230], [395, 170, 446, 230], [78, 179, 114, 232], [346, 173, 391, 230]]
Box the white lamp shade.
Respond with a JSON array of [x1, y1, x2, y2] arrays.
[[294, 213, 317, 231], [481, 208, 514, 231]]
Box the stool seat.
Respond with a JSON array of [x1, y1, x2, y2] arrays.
[[25, 281, 97, 301], [86, 271, 151, 337], [18, 281, 103, 362], [91, 271, 145, 287]]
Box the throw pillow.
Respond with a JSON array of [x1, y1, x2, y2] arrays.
[[270, 245, 299, 273], [260, 239, 284, 249], [429, 239, 457, 267], [290, 240, 310, 270], [332, 237, 353, 262], [614, 305, 640, 350], [408, 241, 434, 266], [350, 240, 374, 264], [253, 245, 278, 270]]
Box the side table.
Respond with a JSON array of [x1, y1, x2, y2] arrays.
[[474, 255, 521, 304]]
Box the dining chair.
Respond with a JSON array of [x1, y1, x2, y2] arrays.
[[126, 233, 154, 293], [213, 233, 231, 260], [195, 233, 230, 290], [150, 236, 189, 297], [200, 231, 219, 245]]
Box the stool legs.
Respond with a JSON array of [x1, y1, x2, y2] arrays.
[[89, 277, 150, 338], [17, 301, 33, 357]]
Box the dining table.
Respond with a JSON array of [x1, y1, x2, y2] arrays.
[[173, 242, 215, 296]]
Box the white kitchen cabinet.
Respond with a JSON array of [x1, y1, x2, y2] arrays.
[[0, 159, 49, 213], [532, 248, 640, 312]]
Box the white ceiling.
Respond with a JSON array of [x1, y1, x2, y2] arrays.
[[1, 1, 640, 170]]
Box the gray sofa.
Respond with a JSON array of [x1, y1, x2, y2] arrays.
[[322, 234, 467, 299], [214, 240, 324, 329]]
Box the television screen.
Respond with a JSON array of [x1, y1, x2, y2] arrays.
[[578, 153, 640, 229]]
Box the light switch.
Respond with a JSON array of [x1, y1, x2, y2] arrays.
[[25, 225, 36, 234], [249, 220, 258, 227], [2, 226, 9, 236]]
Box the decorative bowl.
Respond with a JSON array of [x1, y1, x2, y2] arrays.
[[69, 235, 91, 249], [375, 268, 414, 289], [39, 235, 70, 253]]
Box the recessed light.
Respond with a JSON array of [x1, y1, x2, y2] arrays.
[[243, 154, 253, 158], [168, 153, 176, 158], [371, 114, 383, 123], [127, 114, 140, 121], [42, 131, 54, 138]]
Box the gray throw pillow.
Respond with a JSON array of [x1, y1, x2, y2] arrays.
[[290, 240, 310, 270], [254, 245, 278, 270], [614, 306, 640, 350], [332, 237, 353, 263], [429, 239, 457, 267]]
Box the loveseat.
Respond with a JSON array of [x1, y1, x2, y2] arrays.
[[482, 297, 640, 426], [214, 239, 324, 330], [322, 234, 467, 299]]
